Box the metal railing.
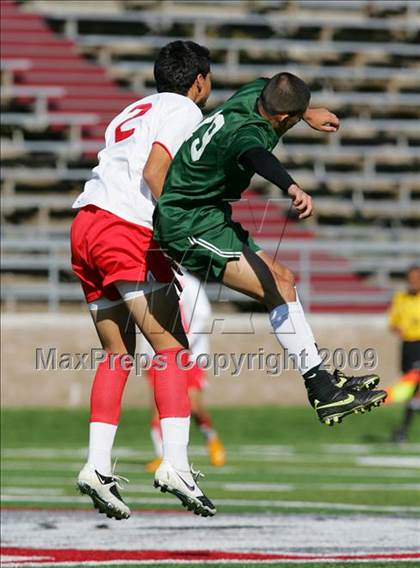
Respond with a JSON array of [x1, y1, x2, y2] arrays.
[[1, 237, 418, 312]]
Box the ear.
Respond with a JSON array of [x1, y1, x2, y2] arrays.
[[195, 74, 206, 93], [274, 112, 290, 123]]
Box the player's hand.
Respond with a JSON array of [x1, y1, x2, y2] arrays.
[[287, 184, 313, 219], [303, 107, 340, 133]]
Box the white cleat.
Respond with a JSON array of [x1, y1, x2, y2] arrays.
[[77, 463, 131, 520], [154, 462, 216, 517]]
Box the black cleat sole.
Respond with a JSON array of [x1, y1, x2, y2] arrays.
[[153, 480, 216, 518], [319, 391, 387, 426], [77, 482, 130, 520]]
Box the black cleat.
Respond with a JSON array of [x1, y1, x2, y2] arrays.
[[313, 388, 387, 426], [333, 369, 380, 391]]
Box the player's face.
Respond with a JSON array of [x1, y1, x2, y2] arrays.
[[407, 269, 420, 293]]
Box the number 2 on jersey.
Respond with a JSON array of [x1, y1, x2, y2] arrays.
[[191, 112, 225, 161], [114, 103, 152, 143]]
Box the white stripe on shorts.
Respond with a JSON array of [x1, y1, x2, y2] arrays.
[[188, 236, 242, 259]]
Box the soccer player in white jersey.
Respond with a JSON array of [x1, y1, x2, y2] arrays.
[[71, 41, 216, 519], [141, 271, 226, 472]]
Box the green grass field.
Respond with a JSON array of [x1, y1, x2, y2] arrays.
[[2, 405, 420, 514], [1, 405, 420, 567]]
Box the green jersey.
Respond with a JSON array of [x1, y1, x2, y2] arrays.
[[154, 78, 280, 240]]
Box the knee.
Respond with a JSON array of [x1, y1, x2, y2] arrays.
[[273, 263, 295, 287], [264, 266, 296, 308], [287, 267, 296, 287]]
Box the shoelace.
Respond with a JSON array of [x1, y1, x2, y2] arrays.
[[191, 464, 204, 483], [111, 458, 129, 489]]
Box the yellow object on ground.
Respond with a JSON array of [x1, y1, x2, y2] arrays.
[[208, 436, 226, 467]]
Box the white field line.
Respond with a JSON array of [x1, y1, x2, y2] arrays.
[[2, 509, 419, 564], [1, 446, 291, 459], [217, 482, 420, 492], [2, 487, 63, 495], [4, 443, 420, 460], [357, 456, 420, 468], [2, 479, 420, 493], [3, 476, 420, 491], [0, 461, 238, 476], [323, 443, 420, 454], [2, 493, 420, 513], [3, 460, 420, 480]]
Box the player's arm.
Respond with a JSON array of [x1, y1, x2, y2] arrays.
[[143, 143, 172, 200], [388, 294, 402, 337], [239, 147, 313, 219], [303, 107, 340, 133], [144, 100, 203, 199]]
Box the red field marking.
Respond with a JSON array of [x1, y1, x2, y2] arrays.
[[2, 547, 420, 565]]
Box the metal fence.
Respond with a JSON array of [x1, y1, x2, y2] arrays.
[[1, 238, 418, 312]]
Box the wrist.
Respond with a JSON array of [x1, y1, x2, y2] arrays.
[[287, 183, 299, 194]]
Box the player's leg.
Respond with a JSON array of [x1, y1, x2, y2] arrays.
[[88, 299, 135, 471], [222, 246, 387, 425], [144, 371, 164, 472], [77, 298, 134, 520], [391, 341, 420, 441], [116, 281, 215, 516], [189, 386, 226, 467], [258, 251, 380, 392], [393, 383, 420, 442]]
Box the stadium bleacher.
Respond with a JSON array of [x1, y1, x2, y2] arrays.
[[1, 0, 419, 312]]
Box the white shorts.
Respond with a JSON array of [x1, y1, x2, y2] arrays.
[[87, 280, 168, 311]]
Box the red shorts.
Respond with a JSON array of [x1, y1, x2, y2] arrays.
[[70, 205, 173, 303]]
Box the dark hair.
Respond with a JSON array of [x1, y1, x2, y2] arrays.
[[260, 72, 311, 116], [154, 40, 210, 95]]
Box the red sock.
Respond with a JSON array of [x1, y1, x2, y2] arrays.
[[153, 347, 190, 419], [90, 354, 131, 425]]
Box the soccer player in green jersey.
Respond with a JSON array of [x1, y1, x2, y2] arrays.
[[154, 72, 386, 426]]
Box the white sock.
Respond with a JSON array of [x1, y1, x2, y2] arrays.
[[270, 301, 322, 374], [161, 416, 190, 471], [87, 422, 117, 476], [150, 425, 163, 458], [295, 288, 317, 344]]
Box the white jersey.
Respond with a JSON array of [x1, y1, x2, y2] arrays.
[[72, 92, 202, 229], [141, 271, 211, 363]]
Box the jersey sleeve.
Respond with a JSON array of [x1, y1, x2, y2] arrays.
[[154, 100, 203, 160], [227, 124, 269, 166]]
